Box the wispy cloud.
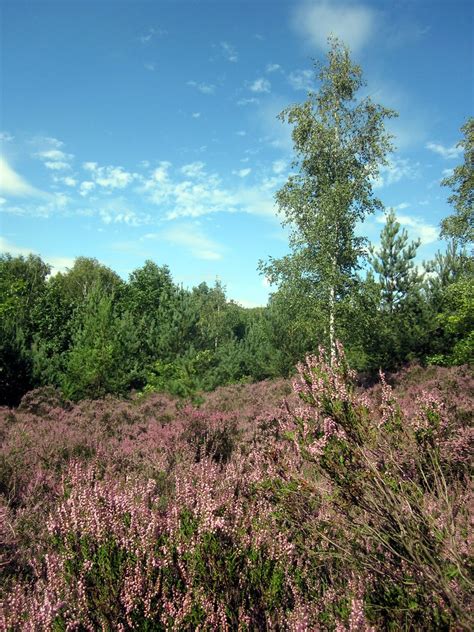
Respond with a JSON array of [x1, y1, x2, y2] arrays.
[[52, 175, 77, 187], [0, 236, 75, 273], [31, 136, 74, 170], [139, 27, 165, 45], [138, 160, 280, 222], [292, 0, 376, 53], [187, 80, 216, 94], [0, 156, 49, 198], [266, 63, 281, 73], [35, 148, 74, 170], [237, 97, 260, 106], [79, 181, 95, 197], [372, 158, 419, 189], [141, 162, 234, 220], [256, 96, 293, 150], [397, 214, 439, 245], [181, 161, 206, 178], [160, 223, 224, 260], [82, 162, 137, 189], [376, 212, 439, 245], [288, 69, 313, 91], [0, 132, 14, 143], [272, 160, 287, 175], [426, 141, 462, 160], [249, 78, 271, 93], [144, 62, 155, 71], [191, 112, 201, 119], [96, 197, 149, 226], [232, 168, 251, 178], [220, 41, 238, 62]]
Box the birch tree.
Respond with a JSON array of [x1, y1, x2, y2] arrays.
[[260, 38, 396, 360]]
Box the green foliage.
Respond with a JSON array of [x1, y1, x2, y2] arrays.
[[0, 254, 51, 404], [0, 321, 34, 406], [369, 209, 423, 313], [440, 117, 474, 247], [1, 123, 472, 406], [61, 287, 142, 401], [260, 37, 396, 354], [361, 209, 429, 369], [143, 351, 212, 399], [55, 256, 124, 304], [428, 276, 474, 365]]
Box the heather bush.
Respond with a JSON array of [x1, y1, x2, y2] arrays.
[[282, 342, 473, 629], [0, 351, 472, 630]]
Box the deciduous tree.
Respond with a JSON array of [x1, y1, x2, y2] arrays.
[[260, 38, 396, 360]]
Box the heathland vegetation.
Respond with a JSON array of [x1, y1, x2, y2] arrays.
[[0, 40, 472, 630]]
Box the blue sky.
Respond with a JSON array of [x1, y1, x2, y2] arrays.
[[1, 0, 472, 306]]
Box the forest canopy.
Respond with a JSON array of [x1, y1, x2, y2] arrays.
[[0, 42, 472, 406]]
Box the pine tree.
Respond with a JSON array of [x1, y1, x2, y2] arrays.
[[369, 209, 422, 313]]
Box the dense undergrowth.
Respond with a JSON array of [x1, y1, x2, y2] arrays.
[[0, 351, 472, 630]]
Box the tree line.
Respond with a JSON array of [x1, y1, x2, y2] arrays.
[[1, 39, 472, 406]]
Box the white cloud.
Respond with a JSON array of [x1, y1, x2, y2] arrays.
[[31, 136, 64, 149], [0, 237, 75, 273], [232, 168, 251, 178], [266, 63, 281, 73], [187, 80, 216, 94], [426, 142, 462, 160], [33, 138, 74, 171], [82, 161, 136, 189], [292, 1, 376, 53], [396, 214, 439, 245], [99, 209, 141, 226], [35, 148, 74, 170], [93, 197, 151, 226], [236, 298, 266, 308], [376, 212, 439, 245], [0, 236, 32, 256], [57, 176, 77, 187], [46, 256, 77, 274], [249, 78, 271, 93], [272, 159, 287, 174], [0, 156, 49, 198], [139, 161, 281, 222], [139, 27, 165, 44], [288, 69, 313, 91], [79, 181, 95, 196], [150, 161, 172, 184], [236, 130, 247, 136], [232, 183, 280, 219], [0, 132, 14, 143], [220, 41, 238, 62], [237, 97, 260, 106], [191, 112, 201, 119], [181, 161, 206, 178], [256, 96, 293, 150], [372, 158, 419, 189], [36, 149, 67, 160], [441, 168, 454, 178], [161, 223, 224, 260]]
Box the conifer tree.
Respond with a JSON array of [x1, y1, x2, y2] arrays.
[[369, 209, 423, 313]]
